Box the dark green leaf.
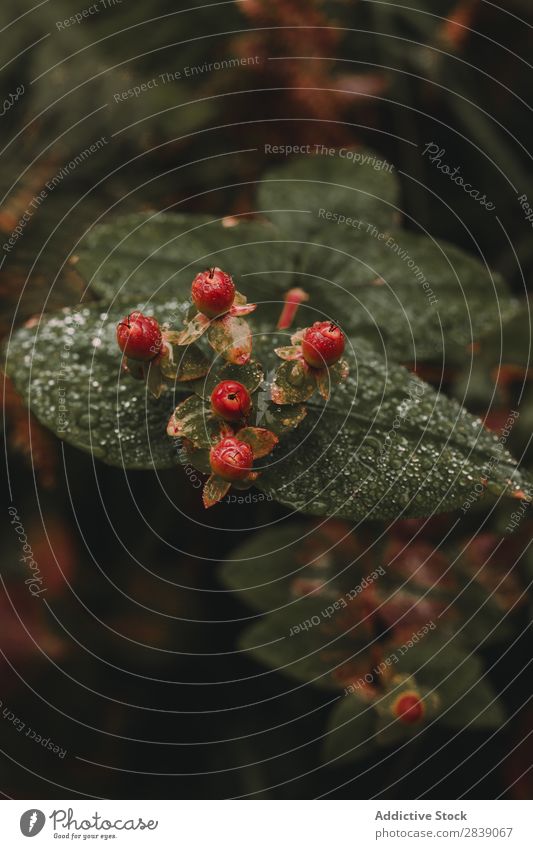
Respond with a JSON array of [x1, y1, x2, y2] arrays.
[[256, 338, 533, 520], [271, 360, 316, 404], [7, 306, 532, 521], [191, 360, 265, 398], [393, 635, 506, 730], [323, 695, 377, 766], [440, 675, 506, 730], [239, 600, 371, 691], [207, 314, 252, 365], [160, 344, 210, 382], [75, 212, 279, 305], [257, 156, 517, 362], [221, 522, 361, 613], [167, 396, 223, 450], [257, 152, 400, 235], [73, 153, 517, 364], [259, 403, 308, 435], [5, 302, 183, 469]]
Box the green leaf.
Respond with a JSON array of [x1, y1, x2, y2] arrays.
[[221, 522, 362, 613], [7, 307, 532, 521], [441, 675, 506, 730], [392, 635, 506, 730], [257, 156, 517, 362], [271, 360, 316, 404], [207, 314, 252, 365], [239, 600, 371, 691], [257, 152, 400, 235], [167, 396, 223, 450], [73, 153, 517, 364], [5, 302, 182, 469], [254, 335, 533, 519], [323, 695, 377, 766], [159, 344, 210, 382], [75, 212, 279, 305], [191, 360, 265, 398], [294, 227, 517, 364], [259, 403, 308, 436], [223, 521, 507, 748], [236, 427, 278, 459]]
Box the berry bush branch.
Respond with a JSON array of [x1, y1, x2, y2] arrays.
[[116, 271, 349, 507]]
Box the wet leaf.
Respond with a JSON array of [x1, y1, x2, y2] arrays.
[[174, 313, 211, 345], [271, 360, 316, 404], [315, 361, 349, 401], [203, 475, 231, 509], [208, 314, 252, 365], [4, 303, 181, 469], [166, 396, 223, 450], [257, 341, 533, 521], [75, 212, 277, 305], [159, 344, 210, 382], [274, 346, 302, 361], [257, 152, 399, 236], [236, 427, 278, 459], [191, 360, 264, 399], [74, 153, 517, 364], [259, 403, 308, 435], [6, 308, 532, 520]]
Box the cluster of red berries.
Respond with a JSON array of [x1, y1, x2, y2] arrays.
[[116, 268, 238, 362], [117, 266, 349, 504]]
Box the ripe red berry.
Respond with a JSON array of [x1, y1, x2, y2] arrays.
[[211, 380, 252, 422], [116, 312, 162, 362], [191, 267, 235, 318], [393, 692, 425, 725], [301, 321, 345, 368], [209, 437, 253, 482]]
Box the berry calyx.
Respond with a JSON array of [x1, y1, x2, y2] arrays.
[[392, 692, 425, 725], [191, 267, 235, 318], [209, 437, 253, 482], [116, 312, 162, 362], [301, 321, 345, 368], [211, 380, 252, 422]]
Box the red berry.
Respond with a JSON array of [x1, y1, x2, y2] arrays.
[[211, 380, 252, 422], [209, 437, 253, 482], [301, 321, 345, 368], [191, 267, 235, 318], [393, 692, 425, 724], [116, 312, 162, 362]]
